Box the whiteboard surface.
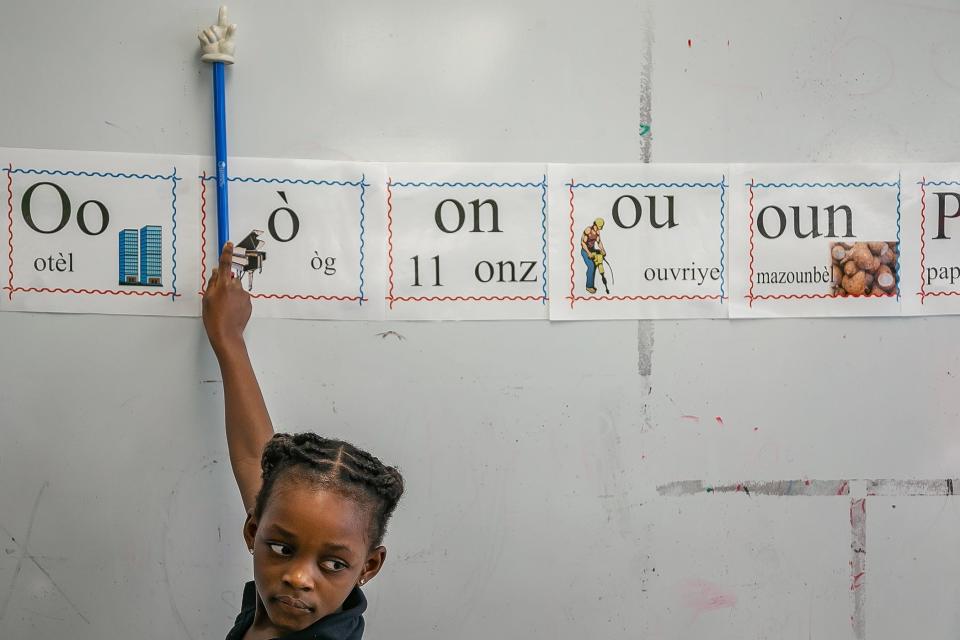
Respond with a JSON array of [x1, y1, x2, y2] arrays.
[[1, 1, 959, 639]]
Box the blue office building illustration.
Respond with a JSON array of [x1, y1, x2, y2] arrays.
[[118, 229, 139, 285], [118, 225, 162, 286], [139, 225, 162, 286]]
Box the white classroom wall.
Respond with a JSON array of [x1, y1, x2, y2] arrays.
[[1, 1, 959, 639]]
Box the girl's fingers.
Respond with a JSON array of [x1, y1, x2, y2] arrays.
[[219, 242, 234, 273]]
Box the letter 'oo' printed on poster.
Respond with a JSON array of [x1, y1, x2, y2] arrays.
[[1, 147, 200, 316]]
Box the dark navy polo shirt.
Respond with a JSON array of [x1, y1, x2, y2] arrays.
[[225, 581, 366, 640]]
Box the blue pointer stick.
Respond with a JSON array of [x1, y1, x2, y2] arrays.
[[198, 6, 238, 253], [213, 61, 229, 252]]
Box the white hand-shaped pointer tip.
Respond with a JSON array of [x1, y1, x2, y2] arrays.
[[198, 5, 238, 64]]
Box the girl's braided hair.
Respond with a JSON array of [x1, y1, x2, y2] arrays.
[[255, 432, 404, 547]]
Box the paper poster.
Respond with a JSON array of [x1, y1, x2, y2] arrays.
[[729, 165, 903, 318], [548, 164, 728, 320], [384, 164, 549, 320], [0, 148, 200, 316], [199, 158, 386, 319], [901, 166, 960, 315]]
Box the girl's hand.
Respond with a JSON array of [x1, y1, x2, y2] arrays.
[[203, 242, 252, 355]]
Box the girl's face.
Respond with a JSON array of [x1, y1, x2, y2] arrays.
[[243, 477, 385, 634]]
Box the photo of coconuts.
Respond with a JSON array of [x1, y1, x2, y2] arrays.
[[830, 241, 898, 297]]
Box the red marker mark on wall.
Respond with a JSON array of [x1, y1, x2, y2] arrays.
[[851, 572, 865, 591], [680, 580, 737, 613]]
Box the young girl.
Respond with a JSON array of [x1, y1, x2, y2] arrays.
[[203, 243, 404, 640]]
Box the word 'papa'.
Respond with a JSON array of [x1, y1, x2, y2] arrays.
[[926, 265, 960, 286]]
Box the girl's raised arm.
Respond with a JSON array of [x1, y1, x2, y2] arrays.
[[202, 243, 274, 513]]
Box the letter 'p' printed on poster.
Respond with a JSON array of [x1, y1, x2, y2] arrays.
[[900, 165, 960, 316]]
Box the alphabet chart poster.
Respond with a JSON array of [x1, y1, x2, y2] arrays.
[[901, 165, 960, 315], [384, 164, 549, 320], [1, 147, 200, 316], [548, 164, 728, 320], [729, 164, 903, 318], [199, 157, 387, 320]]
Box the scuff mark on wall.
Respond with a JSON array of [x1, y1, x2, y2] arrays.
[[637, 321, 654, 376], [638, 5, 653, 163], [866, 478, 959, 496], [658, 479, 851, 497], [850, 498, 866, 640]]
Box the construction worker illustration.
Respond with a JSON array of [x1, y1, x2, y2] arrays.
[[581, 217, 611, 294]]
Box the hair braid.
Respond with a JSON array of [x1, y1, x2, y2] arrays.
[[255, 432, 404, 547]]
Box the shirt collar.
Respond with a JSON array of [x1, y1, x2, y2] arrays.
[[234, 581, 366, 640]]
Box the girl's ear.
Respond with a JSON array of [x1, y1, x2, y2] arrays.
[[242, 509, 258, 553], [358, 546, 387, 587]]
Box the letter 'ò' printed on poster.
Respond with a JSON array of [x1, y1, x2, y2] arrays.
[[0, 147, 200, 316], [198, 157, 387, 320], [729, 164, 903, 318], [384, 164, 549, 320], [548, 164, 728, 320]]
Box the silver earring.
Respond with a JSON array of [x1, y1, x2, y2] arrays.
[[248, 548, 254, 555], [358, 579, 365, 586]]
